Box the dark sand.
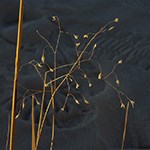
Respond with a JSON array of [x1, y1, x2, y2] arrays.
[[0, 0, 150, 149]]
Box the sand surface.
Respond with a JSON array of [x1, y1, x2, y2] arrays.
[[0, 0, 150, 149]]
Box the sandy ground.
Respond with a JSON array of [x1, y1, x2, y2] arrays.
[[0, 0, 150, 149]]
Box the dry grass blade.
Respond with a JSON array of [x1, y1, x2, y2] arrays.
[[32, 95, 35, 150], [121, 102, 130, 150], [9, 0, 24, 149], [5, 115, 10, 150], [50, 97, 55, 150], [36, 73, 47, 147]]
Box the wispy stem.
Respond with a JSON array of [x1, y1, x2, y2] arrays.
[[32, 95, 35, 150], [6, 115, 10, 150], [121, 102, 130, 150]]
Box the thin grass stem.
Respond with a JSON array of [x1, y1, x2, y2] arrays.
[[32, 95, 35, 150], [121, 102, 130, 150], [5, 115, 10, 150]]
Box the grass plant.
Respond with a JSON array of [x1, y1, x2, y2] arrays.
[[8, 1, 135, 150]]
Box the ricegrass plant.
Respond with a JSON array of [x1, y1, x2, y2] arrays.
[[8, 1, 135, 150]]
